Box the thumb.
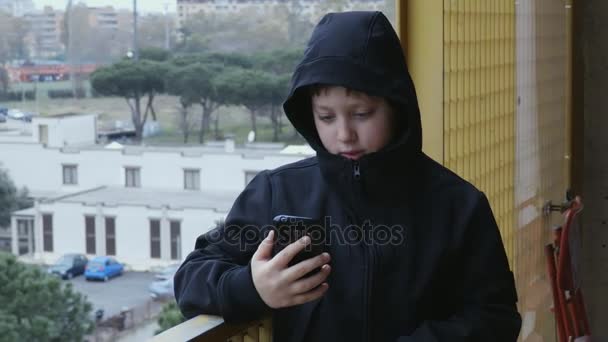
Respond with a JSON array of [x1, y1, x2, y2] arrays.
[[252, 230, 274, 261]]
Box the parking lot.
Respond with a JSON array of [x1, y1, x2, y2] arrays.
[[65, 271, 157, 319]]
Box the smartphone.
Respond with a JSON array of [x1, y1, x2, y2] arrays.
[[271, 215, 326, 268]]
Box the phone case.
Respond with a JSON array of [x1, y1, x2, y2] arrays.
[[271, 215, 326, 267]]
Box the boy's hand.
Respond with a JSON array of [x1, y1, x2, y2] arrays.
[[251, 230, 331, 309]]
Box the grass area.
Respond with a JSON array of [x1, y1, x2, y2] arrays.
[[1, 84, 307, 145]]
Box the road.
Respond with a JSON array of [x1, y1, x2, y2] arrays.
[[66, 271, 157, 319]]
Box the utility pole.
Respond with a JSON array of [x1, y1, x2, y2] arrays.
[[67, 0, 76, 97], [164, 3, 170, 50], [133, 0, 139, 61]]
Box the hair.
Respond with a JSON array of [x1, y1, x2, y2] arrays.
[[308, 84, 374, 100]]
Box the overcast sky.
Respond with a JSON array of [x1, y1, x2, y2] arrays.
[[32, 0, 176, 14]]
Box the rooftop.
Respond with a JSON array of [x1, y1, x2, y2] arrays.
[[40, 186, 241, 212]]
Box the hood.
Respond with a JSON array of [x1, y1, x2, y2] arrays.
[[49, 265, 70, 272], [283, 11, 423, 203]]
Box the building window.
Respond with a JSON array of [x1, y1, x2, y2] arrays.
[[105, 217, 116, 256], [17, 218, 34, 255], [150, 219, 161, 259], [184, 169, 200, 190], [125, 167, 141, 188], [244, 171, 258, 186], [85, 216, 96, 254], [62, 164, 78, 185], [42, 214, 53, 252], [170, 220, 181, 260]]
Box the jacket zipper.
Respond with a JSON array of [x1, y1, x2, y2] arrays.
[[352, 161, 373, 342]]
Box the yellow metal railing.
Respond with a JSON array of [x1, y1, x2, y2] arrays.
[[151, 315, 271, 342]]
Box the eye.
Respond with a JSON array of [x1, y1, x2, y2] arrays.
[[354, 111, 373, 118], [317, 114, 335, 122]]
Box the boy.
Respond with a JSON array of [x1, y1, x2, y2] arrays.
[[174, 11, 521, 341]]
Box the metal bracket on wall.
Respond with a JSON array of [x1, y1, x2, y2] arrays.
[[543, 200, 571, 217], [543, 190, 576, 217]]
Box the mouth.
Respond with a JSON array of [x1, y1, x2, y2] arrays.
[[340, 151, 364, 160]]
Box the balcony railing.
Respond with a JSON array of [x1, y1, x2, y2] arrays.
[[151, 315, 271, 342]]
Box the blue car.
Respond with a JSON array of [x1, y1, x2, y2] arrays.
[[85, 256, 124, 281]]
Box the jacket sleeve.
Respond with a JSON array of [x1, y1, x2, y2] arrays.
[[398, 193, 522, 342], [174, 171, 273, 323]]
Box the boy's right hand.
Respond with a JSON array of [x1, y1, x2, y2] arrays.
[[251, 230, 331, 309]]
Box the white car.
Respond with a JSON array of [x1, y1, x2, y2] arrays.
[[7, 109, 24, 120]]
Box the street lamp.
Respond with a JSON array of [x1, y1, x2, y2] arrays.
[[66, 0, 76, 97], [133, 0, 138, 61]]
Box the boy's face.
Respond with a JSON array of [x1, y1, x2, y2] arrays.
[[312, 86, 395, 160]]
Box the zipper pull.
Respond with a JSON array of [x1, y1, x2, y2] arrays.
[[353, 162, 361, 180]]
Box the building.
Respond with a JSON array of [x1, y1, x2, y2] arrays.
[[1, 114, 312, 270], [87, 6, 133, 32], [0, 0, 34, 17], [23, 6, 64, 58], [20, 5, 134, 60], [175, 0, 385, 37]]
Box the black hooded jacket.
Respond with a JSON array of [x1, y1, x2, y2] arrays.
[[174, 11, 521, 342]]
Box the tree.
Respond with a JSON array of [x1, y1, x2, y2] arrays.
[[138, 14, 176, 51], [316, 0, 350, 16], [0, 252, 94, 341], [252, 48, 303, 75], [166, 65, 201, 143], [140, 47, 172, 62], [276, 0, 314, 47], [0, 169, 33, 228], [155, 301, 186, 335], [268, 74, 291, 142], [0, 67, 9, 95], [215, 68, 275, 137], [177, 9, 292, 54], [62, 4, 132, 64], [90, 60, 168, 141], [252, 50, 299, 141], [166, 62, 222, 143]]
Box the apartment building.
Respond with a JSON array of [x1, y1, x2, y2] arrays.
[[23, 6, 64, 58], [88, 6, 133, 32]]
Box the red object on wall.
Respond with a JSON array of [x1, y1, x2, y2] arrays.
[[545, 196, 591, 342]]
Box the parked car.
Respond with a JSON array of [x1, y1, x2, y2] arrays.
[[7, 109, 24, 120], [0, 113, 6, 123], [85, 256, 124, 281], [21, 111, 36, 122], [149, 277, 175, 301], [47, 253, 88, 279], [153, 263, 180, 281], [149, 264, 180, 301], [0, 105, 7, 115]]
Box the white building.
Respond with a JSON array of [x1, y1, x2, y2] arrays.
[[1, 114, 312, 270]]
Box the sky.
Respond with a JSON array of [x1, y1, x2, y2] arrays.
[[31, 0, 176, 14]]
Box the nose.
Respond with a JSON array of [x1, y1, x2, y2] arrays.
[[336, 119, 355, 143]]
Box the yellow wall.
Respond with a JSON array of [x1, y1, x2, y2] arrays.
[[398, 1, 570, 341]]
